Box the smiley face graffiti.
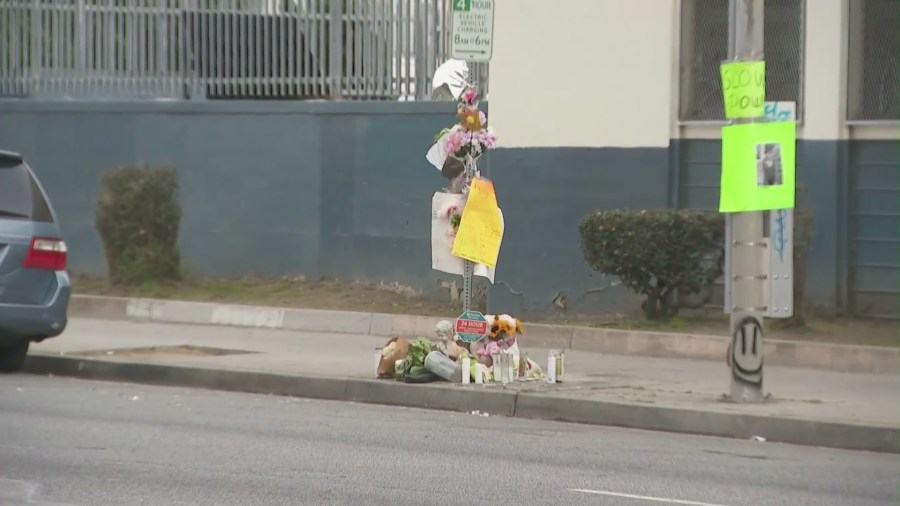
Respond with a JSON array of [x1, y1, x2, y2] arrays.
[[730, 316, 764, 387]]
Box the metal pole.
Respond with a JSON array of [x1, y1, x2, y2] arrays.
[[462, 260, 474, 312], [461, 151, 478, 313], [329, 0, 343, 99], [725, 0, 768, 403]]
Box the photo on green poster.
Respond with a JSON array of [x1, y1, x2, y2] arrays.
[[719, 121, 796, 213]]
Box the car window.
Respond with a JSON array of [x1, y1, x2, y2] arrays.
[[0, 161, 54, 223]]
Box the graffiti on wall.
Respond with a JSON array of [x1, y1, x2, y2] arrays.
[[772, 208, 788, 263], [764, 101, 795, 123]]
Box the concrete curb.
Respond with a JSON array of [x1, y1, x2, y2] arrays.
[[69, 295, 900, 375], [22, 354, 898, 454]]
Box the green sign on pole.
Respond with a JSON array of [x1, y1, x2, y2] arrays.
[[450, 0, 494, 62], [719, 121, 797, 213], [452, 0, 471, 11], [455, 310, 488, 343]]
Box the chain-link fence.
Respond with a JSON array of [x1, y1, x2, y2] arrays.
[[847, 0, 899, 122], [0, 0, 488, 101], [678, 0, 805, 122]]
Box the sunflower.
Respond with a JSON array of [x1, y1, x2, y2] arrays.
[[486, 315, 504, 340], [457, 107, 483, 132]]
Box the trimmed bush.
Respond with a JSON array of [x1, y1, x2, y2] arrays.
[[579, 209, 725, 320], [95, 167, 182, 285]]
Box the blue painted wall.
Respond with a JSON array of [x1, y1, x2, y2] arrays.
[[672, 138, 899, 318], [0, 101, 456, 296], [484, 147, 670, 315], [847, 141, 900, 318], [0, 100, 895, 317]]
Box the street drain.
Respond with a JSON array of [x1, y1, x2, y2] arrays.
[[70, 345, 259, 359]]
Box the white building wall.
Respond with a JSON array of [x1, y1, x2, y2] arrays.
[[488, 0, 676, 149], [490, 0, 896, 146], [803, 0, 848, 141]]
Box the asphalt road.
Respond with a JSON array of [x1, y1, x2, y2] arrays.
[[1, 375, 897, 506]]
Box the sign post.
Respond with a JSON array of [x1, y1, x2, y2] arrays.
[[461, 157, 479, 313], [450, 0, 495, 62], [449, 0, 495, 314], [763, 101, 796, 319]]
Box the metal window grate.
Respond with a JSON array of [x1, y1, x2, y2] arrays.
[[0, 0, 489, 101], [847, 0, 900, 121], [678, 0, 805, 122]]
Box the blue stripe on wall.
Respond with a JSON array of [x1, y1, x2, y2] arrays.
[[0, 100, 894, 317], [675, 138, 843, 310], [848, 140, 900, 318], [485, 146, 670, 315]]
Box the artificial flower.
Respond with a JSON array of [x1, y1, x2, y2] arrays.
[[444, 129, 465, 155], [480, 340, 503, 357], [480, 127, 498, 149], [458, 107, 483, 132], [432, 86, 497, 162], [489, 319, 512, 340], [482, 313, 526, 341], [449, 213, 462, 229], [499, 314, 516, 328]]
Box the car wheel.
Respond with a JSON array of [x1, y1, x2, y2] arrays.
[[0, 341, 29, 373]]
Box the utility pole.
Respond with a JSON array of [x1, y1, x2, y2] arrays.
[[724, 0, 769, 403]]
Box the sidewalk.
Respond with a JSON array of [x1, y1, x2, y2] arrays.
[[24, 317, 900, 453], [68, 295, 900, 374]]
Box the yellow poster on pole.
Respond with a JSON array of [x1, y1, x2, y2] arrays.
[[452, 179, 504, 268]]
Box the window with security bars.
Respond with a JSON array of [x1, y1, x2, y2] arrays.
[[847, 0, 900, 121], [679, 0, 806, 122]]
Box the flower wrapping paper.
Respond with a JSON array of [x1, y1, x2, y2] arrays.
[[431, 191, 501, 283]]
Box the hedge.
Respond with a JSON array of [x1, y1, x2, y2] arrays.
[[579, 209, 725, 320]]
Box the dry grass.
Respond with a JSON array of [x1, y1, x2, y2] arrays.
[[72, 274, 459, 316], [73, 274, 899, 348]]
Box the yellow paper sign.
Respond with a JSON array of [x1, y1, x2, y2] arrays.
[[720, 61, 765, 119], [452, 179, 504, 268]]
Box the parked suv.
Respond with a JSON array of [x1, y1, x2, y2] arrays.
[[0, 150, 70, 372]]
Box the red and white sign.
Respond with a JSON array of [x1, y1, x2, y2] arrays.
[[456, 318, 488, 335]]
